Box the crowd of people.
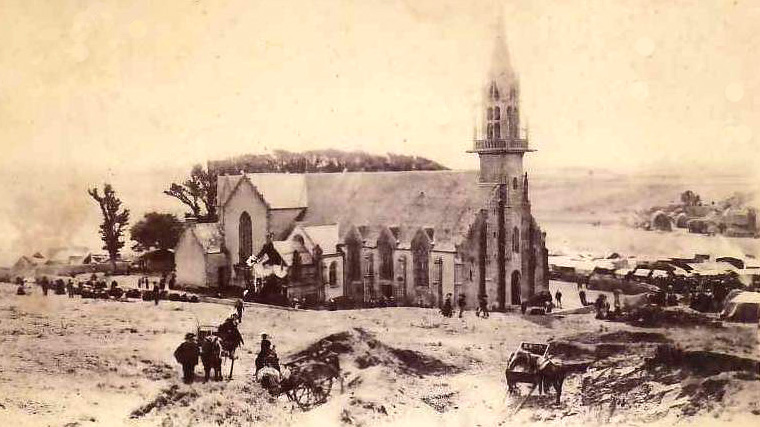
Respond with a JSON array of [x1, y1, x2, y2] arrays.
[[173, 300, 280, 385]]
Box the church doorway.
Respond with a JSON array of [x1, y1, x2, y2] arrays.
[[510, 270, 521, 305]]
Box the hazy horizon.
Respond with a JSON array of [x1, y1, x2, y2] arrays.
[[1, 0, 759, 266]]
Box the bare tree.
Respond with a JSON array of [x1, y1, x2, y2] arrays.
[[164, 164, 217, 221], [88, 184, 130, 270]]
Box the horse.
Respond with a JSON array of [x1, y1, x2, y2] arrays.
[[201, 335, 223, 382], [505, 350, 567, 404], [217, 321, 244, 379]]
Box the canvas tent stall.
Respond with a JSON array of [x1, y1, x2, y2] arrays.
[[720, 291, 760, 323]]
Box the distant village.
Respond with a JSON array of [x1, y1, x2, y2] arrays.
[[635, 191, 757, 237]]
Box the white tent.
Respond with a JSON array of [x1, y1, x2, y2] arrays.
[[720, 291, 760, 323]]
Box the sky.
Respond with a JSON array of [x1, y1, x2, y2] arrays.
[[0, 0, 758, 264]]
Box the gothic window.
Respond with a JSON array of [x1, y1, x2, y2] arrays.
[[328, 261, 338, 287], [487, 124, 493, 140], [487, 107, 493, 120], [490, 83, 500, 100], [494, 123, 500, 139], [512, 226, 520, 253], [345, 232, 362, 282], [378, 233, 394, 280], [238, 212, 252, 263], [412, 233, 430, 288], [494, 106, 500, 120]]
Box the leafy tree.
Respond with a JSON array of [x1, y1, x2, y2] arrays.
[[88, 184, 130, 269], [164, 164, 217, 221], [130, 212, 184, 252]]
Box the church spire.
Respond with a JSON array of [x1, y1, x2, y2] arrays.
[[487, 6, 517, 89]]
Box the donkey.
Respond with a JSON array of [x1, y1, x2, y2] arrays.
[[505, 350, 567, 404], [201, 335, 223, 382]]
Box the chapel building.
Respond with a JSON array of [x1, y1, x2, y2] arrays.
[[174, 23, 549, 310]]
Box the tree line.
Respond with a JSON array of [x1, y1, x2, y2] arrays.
[[88, 150, 447, 265]]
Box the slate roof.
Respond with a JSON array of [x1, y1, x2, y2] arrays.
[[217, 173, 308, 209], [297, 170, 494, 250]]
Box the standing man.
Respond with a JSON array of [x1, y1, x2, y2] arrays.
[[441, 293, 453, 318], [174, 333, 200, 384], [476, 294, 490, 318], [235, 299, 244, 322], [457, 293, 466, 318], [41, 277, 49, 296], [153, 283, 160, 306], [66, 280, 75, 298], [555, 290, 563, 309]]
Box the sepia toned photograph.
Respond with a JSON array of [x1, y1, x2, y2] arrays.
[[0, 0, 758, 426]]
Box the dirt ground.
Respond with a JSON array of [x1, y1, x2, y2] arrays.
[[0, 283, 758, 427]]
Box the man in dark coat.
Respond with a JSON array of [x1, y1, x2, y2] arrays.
[[41, 277, 49, 296], [153, 283, 160, 306], [555, 290, 563, 309], [174, 333, 200, 383], [235, 299, 244, 322], [457, 293, 466, 318], [476, 294, 490, 318], [441, 294, 453, 318]]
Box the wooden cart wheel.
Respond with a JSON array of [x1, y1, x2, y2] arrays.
[[311, 376, 333, 403], [291, 381, 320, 410]]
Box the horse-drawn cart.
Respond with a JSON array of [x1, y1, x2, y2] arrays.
[[257, 355, 342, 410], [505, 342, 550, 387], [505, 342, 566, 406]]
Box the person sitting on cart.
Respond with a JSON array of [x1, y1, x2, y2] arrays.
[[255, 333, 280, 374]]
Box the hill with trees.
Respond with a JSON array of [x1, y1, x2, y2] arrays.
[[207, 149, 448, 175]]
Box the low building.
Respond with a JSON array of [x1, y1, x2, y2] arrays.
[[174, 222, 228, 289]]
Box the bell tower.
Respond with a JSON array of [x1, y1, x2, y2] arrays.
[[468, 15, 534, 189]]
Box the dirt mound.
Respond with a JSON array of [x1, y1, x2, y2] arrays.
[[288, 328, 458, 377], [626, 305, 722, 328], [649, 344, 760, 376], [130, 385, 199, 418], [549, 331, 669, 362], [576, 344, 760, 423], [599, 331, 670, 343]]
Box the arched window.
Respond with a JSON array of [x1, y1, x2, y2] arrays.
[[494, 123, 500, 139], [512, 177, 518, 190], [494, 106, 500, 120], [345, 232, 362, 282], [328, 261, 338, 287], [238, 212, 252, 262], [487, 124, 493, 140], [378, 233, 394, 280], [512, 226, 520, 253], [487, 107, 493, 120], [412, 232, 430, 288]]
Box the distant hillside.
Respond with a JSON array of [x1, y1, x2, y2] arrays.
[[529, 172, 759, 227], [208, 149, 448, 175]]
